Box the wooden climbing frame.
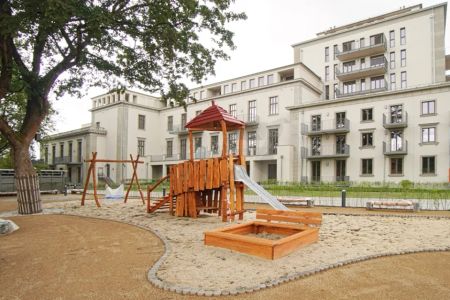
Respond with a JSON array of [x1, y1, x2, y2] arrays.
[[80, 152, 145, 207]]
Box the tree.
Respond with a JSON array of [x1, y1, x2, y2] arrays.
[[0, 0, 246, 214]]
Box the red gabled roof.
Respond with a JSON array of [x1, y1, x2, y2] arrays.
[[185, 101, 245, 131]]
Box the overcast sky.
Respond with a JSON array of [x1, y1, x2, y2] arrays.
[[51, 0, 449, 133]]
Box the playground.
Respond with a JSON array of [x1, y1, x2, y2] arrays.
[[1, 102, 450, 298]]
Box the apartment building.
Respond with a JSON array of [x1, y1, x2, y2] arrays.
[[42, 3, 450, 185]]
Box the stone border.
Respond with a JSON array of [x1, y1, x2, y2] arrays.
[[2, 208, 450, 296]]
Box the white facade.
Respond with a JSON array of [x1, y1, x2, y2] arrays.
[[42, 3, 450, 185]]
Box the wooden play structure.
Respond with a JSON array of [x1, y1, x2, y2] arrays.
[[81, 152, 145, 207], [204, 209, 322, 259], [147, 101, 246, 222]]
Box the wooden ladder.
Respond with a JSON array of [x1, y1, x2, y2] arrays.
[[147, 175, 172, 214], [148, 195, 176, 213]]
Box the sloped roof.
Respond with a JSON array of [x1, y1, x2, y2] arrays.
[[185, 101, 245, 131]]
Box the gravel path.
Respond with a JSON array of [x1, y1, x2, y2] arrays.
[[3, 199, 449, 296]]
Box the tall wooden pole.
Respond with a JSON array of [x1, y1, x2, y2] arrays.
[[238, 126, 245, 165], [188, 130, 194, 161], [220, 120, 228, 158]]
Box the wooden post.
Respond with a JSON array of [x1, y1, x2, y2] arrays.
[[228, 153, 235, 220], [220, 120, 228, 158], [81, 152, 96, 206], [188, 130, 194, 161], [91, 154, 100, 207], [221, 185, 227, 222], [238, 126, 245, 165]]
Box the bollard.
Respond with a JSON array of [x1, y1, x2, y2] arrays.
[[162, 188, 166, 197], [341, 189, 346, 207]]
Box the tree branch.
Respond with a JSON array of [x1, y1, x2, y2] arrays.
[[0, 116, 19, 147]]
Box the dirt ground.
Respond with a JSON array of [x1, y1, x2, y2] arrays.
[[1, 214, 449, 300]]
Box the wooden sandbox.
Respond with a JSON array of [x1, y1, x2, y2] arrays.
[[204, 209, 322, 260]]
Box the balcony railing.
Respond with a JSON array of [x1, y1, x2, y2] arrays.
[[303, 144, 350, 159], [301, 119, 350, 135], [52, 156, 83, 164], [169, 125, 188, 135], [336, 57, 387, 81], [336, 34, 386, 61], [383, 140, 408, 155], [335, 84, 387, 98], [383, 111, 408, 128], [236, 114, 259, 126]]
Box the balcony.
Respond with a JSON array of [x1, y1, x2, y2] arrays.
[[383, 140, 408, 155], [303, 144, 350, 159], [383, 112, 408, 129], [53, 156, 83, 165], [335, 84, 387, 98], [169, 125, 188, 135], [301, 119, 350, 136], [336, 57, 387, 81], [236, 114, 259, 126], [336, 35, 386, 61]]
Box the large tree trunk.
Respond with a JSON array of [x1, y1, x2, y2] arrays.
[[12, 143, 42, 214]]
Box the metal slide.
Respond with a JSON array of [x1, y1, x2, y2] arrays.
[[234, 165, 289, 210]]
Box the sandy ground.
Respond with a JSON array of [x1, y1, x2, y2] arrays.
[[0, 196, 450, 299], [1, 214, 450, 300]]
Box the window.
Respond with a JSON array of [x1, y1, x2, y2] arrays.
[[194, 137, 202, 158], [132, 95, 137, 103], [362, 132, 373, 147], [267, 74, 274, 85], [390, 52, 395, 69], [241, 81, 247, 90], [268, 128, 278, 154], [325, 66, 329, 81], [200, 91, 205, 99], [422, 156, 435, 174], [361, 79, 366, 91], [362, 159, 373, 175], [231, 83, 237, 92], [390, 73, 396, 90], [422, 127, 436, 143], [311, 136, 321, 156], [193, 92, 198, 100], [370, 76, 385, 90], [336, 112, 346, 129], [229, 104, 237, 118], [59, 143, 64, 157], [258, 76, 264, 86], [343, 81, 356, 94], [248, 100, 256, 122], [68, 142, 73, 162], [112, 94, 115, 102], [390, 130, 403, 151], [390, 105, 403, 123], [138, 139, 145, 156], [336, 135, 346, 154], [181, 113, 187, 128], [422, 100, 436, 115], [400, 49, 406, 67], [389, 30, 395, 47], [401, 71, 407, 88], [325, 85, 330, 100], [167, 116, 173, 131], [343, 61, 355, 73], [107, 96, 111, 104], [325, 46, 329, 62], [166, 140, 173, 157], [269, 96, 278, 115], [333, 64, 338, 79], [210, 135, 219, 155], [247, 131, 256, 155], [138, 114, 145, 129], [360, 37, 365, 48], [125, 93, 129, 102], [228, 132, 238, 154], [249, 79, 256, 88], [390, 158, 403, 175], [333, 84, 338, 98], [44, 147, 48, 164], [362, 108, 373, 121], [180, 138, 187, 160], [223, 85, 230, 94], [77, 140, 82, 162], [360, 58, 366, 69], [370, 33, 383, 45], [370, 55, 384, 67], [311, 115, 321, 131], [342, 40, 355, 52], [333, 44, 338, 59], [400, 27, 406, 45]]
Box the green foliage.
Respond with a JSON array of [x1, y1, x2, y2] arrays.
[[400, 180, 413, 189]]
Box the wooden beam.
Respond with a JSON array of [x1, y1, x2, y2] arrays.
[[220, 120, 228, 158], [188, 130, 194, 161], [84, 159, 144, 164], [238, 126, 245, 166]]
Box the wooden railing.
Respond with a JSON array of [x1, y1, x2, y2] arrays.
[[146, 175, 169, 213]]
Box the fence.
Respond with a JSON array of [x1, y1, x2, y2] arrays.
[[0, 169, 67, 193]]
